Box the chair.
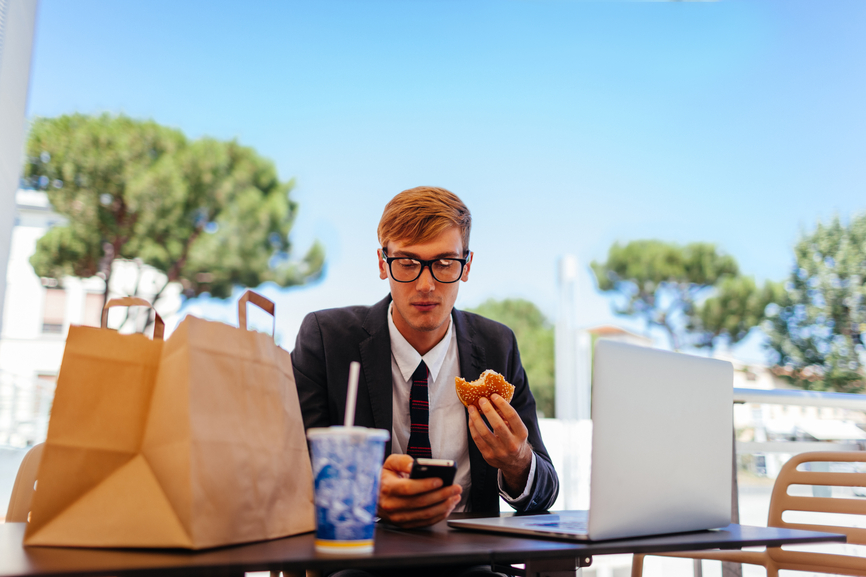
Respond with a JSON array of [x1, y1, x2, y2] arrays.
[[632, 451, 866, 577], [5, 443, 44, 523]]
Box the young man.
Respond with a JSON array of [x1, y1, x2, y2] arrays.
[[292, 186, 558, 530]]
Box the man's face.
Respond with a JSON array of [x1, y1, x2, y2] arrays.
[[378, 226, 472, 350]]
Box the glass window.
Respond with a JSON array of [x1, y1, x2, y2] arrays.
[[41, 289, 66, 334], [83, 293, 104, 327]]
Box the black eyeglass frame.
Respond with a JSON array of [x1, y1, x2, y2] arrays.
[[381, 248, 472, 284]]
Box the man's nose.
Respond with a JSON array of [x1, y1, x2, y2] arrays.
[[415, 265, 436, 291]]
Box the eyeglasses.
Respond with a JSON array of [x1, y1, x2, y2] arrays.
[[381, 249, 471, 284]]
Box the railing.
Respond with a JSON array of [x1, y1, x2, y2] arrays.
[[0, 370, 53, 448], [734, 387, 866, 411], [733, 387, 866, 455], [684, 388, 866, 577]]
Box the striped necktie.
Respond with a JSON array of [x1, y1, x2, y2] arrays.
[[407, 361, 432, 459]]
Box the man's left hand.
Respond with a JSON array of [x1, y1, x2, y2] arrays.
[[467, 393, 533, 496]]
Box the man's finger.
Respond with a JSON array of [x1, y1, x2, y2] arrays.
[[469, 409, 508, 465], [399, 494, 461, 528], [383, 453, 415, 475], [379, 487, 460, 524], [467, 403, 488, 426], [490, 394, 528, 438], [477, 397, 513, 439], [467, 409, 493, 450], [468, 405, 496, 444], [379, 487, 458, 517], [382, 476, 443, 497], [385, 494, 462, 527]]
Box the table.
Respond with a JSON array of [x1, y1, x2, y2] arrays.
[[0, 517, 846, 577]]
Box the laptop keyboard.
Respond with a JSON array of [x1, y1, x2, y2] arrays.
[[526, 521, 588, 532]]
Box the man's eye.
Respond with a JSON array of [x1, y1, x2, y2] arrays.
[[436, 260, 456, 268], [398, 260, 419, 269]]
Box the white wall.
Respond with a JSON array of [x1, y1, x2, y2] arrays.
[[0, 193, 67, 377], [0, 0, 38, 337]]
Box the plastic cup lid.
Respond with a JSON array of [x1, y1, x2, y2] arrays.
[[306, 426, 390, 441]]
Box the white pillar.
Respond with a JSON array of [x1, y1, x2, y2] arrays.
[[556, 256, 595, 510], [575, 328, 591, 421], [0, 0, 39, 336], [555, 255, 593, 420], [555, 255, 578, 420]]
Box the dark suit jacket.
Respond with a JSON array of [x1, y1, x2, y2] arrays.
[[291, 294, 559, 514]]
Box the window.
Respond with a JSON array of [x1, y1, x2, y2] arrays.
[[83, 293, 104, 327], [41, 289, 66, 334], [36, 373, 57, 388]]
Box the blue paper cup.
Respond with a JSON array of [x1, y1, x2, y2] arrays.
[[306, 426, 390, 554]]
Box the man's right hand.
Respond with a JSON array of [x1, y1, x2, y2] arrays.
[[376, 454, 462, 528]]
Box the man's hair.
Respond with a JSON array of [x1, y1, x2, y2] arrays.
[[377, 186, 472, 252]]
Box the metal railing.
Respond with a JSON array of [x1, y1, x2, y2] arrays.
[[734, 387, 866, 411], [0, 370, 53, 448], [676, 387, 866, 577], [733, 387, 866, 455]]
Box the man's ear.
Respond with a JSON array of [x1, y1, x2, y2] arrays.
[[461, 252, 473, 282], [378, 249, 389, 280]]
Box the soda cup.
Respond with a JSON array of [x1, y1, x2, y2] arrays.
[[306, 426, 390, 554]]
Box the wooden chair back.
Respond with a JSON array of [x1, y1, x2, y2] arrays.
[[767, 451, 866, 576], [5, 443, 44, 523]]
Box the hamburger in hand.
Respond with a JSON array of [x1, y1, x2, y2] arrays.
[[455, 370, 515, 410]]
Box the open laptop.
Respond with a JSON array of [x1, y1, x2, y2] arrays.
[[448, 339, 733, 541]]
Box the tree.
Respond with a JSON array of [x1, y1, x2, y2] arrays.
[[591, 240, 740, 350], [765, 214, 866, 393], [24, 113, 324, 323], [467, 298, 555, 418], [690, 275, 786, 350]]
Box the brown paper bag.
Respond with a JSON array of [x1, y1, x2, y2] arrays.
[[25, 292, 315, 549]]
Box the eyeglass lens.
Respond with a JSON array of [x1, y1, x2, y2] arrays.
[[390, 258, 463, 283]]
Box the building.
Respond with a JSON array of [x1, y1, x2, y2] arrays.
[[0, 190, 181, 447]]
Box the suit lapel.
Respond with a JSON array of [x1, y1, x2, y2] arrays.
[[359, 295, 395, 454], [453, 309, 491, 512], [455, 310, 486, 383]]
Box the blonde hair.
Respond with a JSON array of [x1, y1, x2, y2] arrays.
[[377, 186, 472, 252]]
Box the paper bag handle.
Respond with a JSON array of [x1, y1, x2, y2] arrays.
[[101, 297, 165, 340], [238, 290, 275, 337]]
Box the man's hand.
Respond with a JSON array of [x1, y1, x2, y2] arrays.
[[467, 393, 533, 496], [376, 454, 462, 528]]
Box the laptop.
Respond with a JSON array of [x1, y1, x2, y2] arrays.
[[448, 339, 733, 541]]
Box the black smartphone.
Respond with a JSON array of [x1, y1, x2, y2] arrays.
[[409, 458, 457, 487]]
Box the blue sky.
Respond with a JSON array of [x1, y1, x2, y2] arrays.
[[25, 0, 866, 361]]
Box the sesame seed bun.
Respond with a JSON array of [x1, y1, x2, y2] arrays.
[[455, 369, 515, 409]]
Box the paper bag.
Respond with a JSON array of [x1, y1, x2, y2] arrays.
[[25, 292, 315, 549]]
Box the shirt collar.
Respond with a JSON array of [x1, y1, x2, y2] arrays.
[[388, 302, 454, 383]]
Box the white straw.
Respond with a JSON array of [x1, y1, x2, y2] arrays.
[[344, 361, 361, 428]]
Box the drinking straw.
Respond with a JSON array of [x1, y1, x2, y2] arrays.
[[343, 361, 361, 428]]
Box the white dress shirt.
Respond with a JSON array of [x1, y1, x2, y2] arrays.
[[387, 304, 536, 511]]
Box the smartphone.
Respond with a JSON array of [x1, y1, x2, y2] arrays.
[[409, 458, 457, 487]]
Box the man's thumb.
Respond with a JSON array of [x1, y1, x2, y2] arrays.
[[384, 453, 415, 474]]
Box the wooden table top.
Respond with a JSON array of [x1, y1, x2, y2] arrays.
[[0, 518, 847, 577]]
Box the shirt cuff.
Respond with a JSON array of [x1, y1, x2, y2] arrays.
[[497, 451, 537, 504]]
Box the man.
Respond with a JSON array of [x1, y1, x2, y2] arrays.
[[292, 186, 558, 532]]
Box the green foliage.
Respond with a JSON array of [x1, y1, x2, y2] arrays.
[[691, 276, 786, 349], [591, 240, 741, 350], [467, 298, 555, 418], [24, 113, 323, 304], [765, 214, 866, 393]]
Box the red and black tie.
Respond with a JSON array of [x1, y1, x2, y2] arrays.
[[407, 361, 432, 459]]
